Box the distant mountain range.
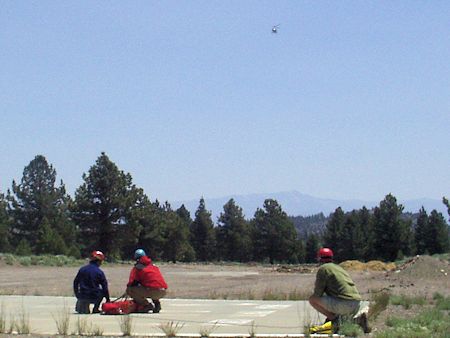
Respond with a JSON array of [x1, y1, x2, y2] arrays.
[[173, 190, 448, 221]]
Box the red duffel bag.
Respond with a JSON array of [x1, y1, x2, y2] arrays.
[[102, 296, 137, 315]]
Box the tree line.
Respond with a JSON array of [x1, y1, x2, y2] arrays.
[[0, 153, 449, 263]]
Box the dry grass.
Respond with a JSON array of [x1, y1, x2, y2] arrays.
[[52, 301, 71, 335], [158, 321, 184, 337], [119, 314, 134, 336]]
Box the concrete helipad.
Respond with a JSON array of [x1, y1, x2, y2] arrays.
[[0, 296, 337, 336]]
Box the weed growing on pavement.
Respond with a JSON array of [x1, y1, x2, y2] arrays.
[[14, 305, 30, 334], [119, 314, 133, 336], [198, 322, 217, 337], [248, 320, 257, 338], [75, 316, 90, 335], [8, 314, 15, 334], [52, 302, 71, 335], [158, 321, 184, 337], [91, 325, 104, 335], [0, 303, 5, 333], [74, 316, 104, 336]]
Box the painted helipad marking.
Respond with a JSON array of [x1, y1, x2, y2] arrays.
[[255, 304, 291, 310], [236, 311, 275, 317], [169, 309, 212, 313], [211, 319, 254, 325]]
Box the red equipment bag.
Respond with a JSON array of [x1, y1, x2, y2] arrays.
[[101, 295, 137, 315]]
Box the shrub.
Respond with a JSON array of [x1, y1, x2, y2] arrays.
[[369, 291, 390, 320]]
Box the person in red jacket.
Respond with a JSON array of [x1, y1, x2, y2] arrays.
[[126, 249, 168, 313]]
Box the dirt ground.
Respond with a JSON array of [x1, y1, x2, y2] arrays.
[[1, 255, 449, 336]]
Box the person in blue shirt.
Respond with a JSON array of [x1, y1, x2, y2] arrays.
[[73, 250, 110, 314]]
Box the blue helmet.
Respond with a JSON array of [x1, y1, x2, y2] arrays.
[[134, 249, 146, 260]]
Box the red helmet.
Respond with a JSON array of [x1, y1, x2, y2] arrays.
[[317, 248, 334, 262], [90, 250, 105, 262]]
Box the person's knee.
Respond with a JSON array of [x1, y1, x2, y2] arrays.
[[309, 295, 319, 306]]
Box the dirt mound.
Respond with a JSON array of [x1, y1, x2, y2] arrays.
[[395, 255, 449, 279], [275, 265, 315, 273], [366, 260, 396, 271], [340, 260, 395, 271], [340, 260, 366, 271]]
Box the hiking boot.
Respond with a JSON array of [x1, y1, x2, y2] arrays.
[[142, 303, 154, 313], [331, 316, 341, 333], [153, 301, 161, 313], [355, 313, 371, 333], [309, 320, 334, 334]]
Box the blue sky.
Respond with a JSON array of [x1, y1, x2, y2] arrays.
[[1, 1, 449, 203]]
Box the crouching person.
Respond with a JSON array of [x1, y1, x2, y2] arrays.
[[126, 249, 168, 313], [308, 248, 370, 334], [73, 250, 110, 314]]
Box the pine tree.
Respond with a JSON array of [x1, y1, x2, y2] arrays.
[[340, 211, 360, 261], [15, 238, 32, 256], [190, 198, 216, 261], [0, 193, 11, 252], [161, 207, 193, 263], [175, 205, 196, 262], [323, 207, 345, 261], [35, 217, 66, 255], [7, 155, 75, 253], [372, 194, 409, 261], [217, 199, 252, 262], [356, 206, 373, 261], [72, 152, 145, 259], [415, 207, 429, 255], [295, 238, 306, 263], [443, 197, 450, 221], [252, 199, 298, 264], [427, 210, 450, 254], [305, 234, 320, 263]]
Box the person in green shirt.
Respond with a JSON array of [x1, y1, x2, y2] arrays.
[[309, 247, 369, 333]]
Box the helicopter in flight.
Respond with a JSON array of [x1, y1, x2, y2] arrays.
[[272, 24, 280, 33]]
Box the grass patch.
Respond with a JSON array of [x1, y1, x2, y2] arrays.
[[376, 299, 450, 338], [433, 292, 450, 311], [339, 321, 364, 337], [261, 288, 309, 300], [0, 253, 84, 267], [390, 294, 427, 309]]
